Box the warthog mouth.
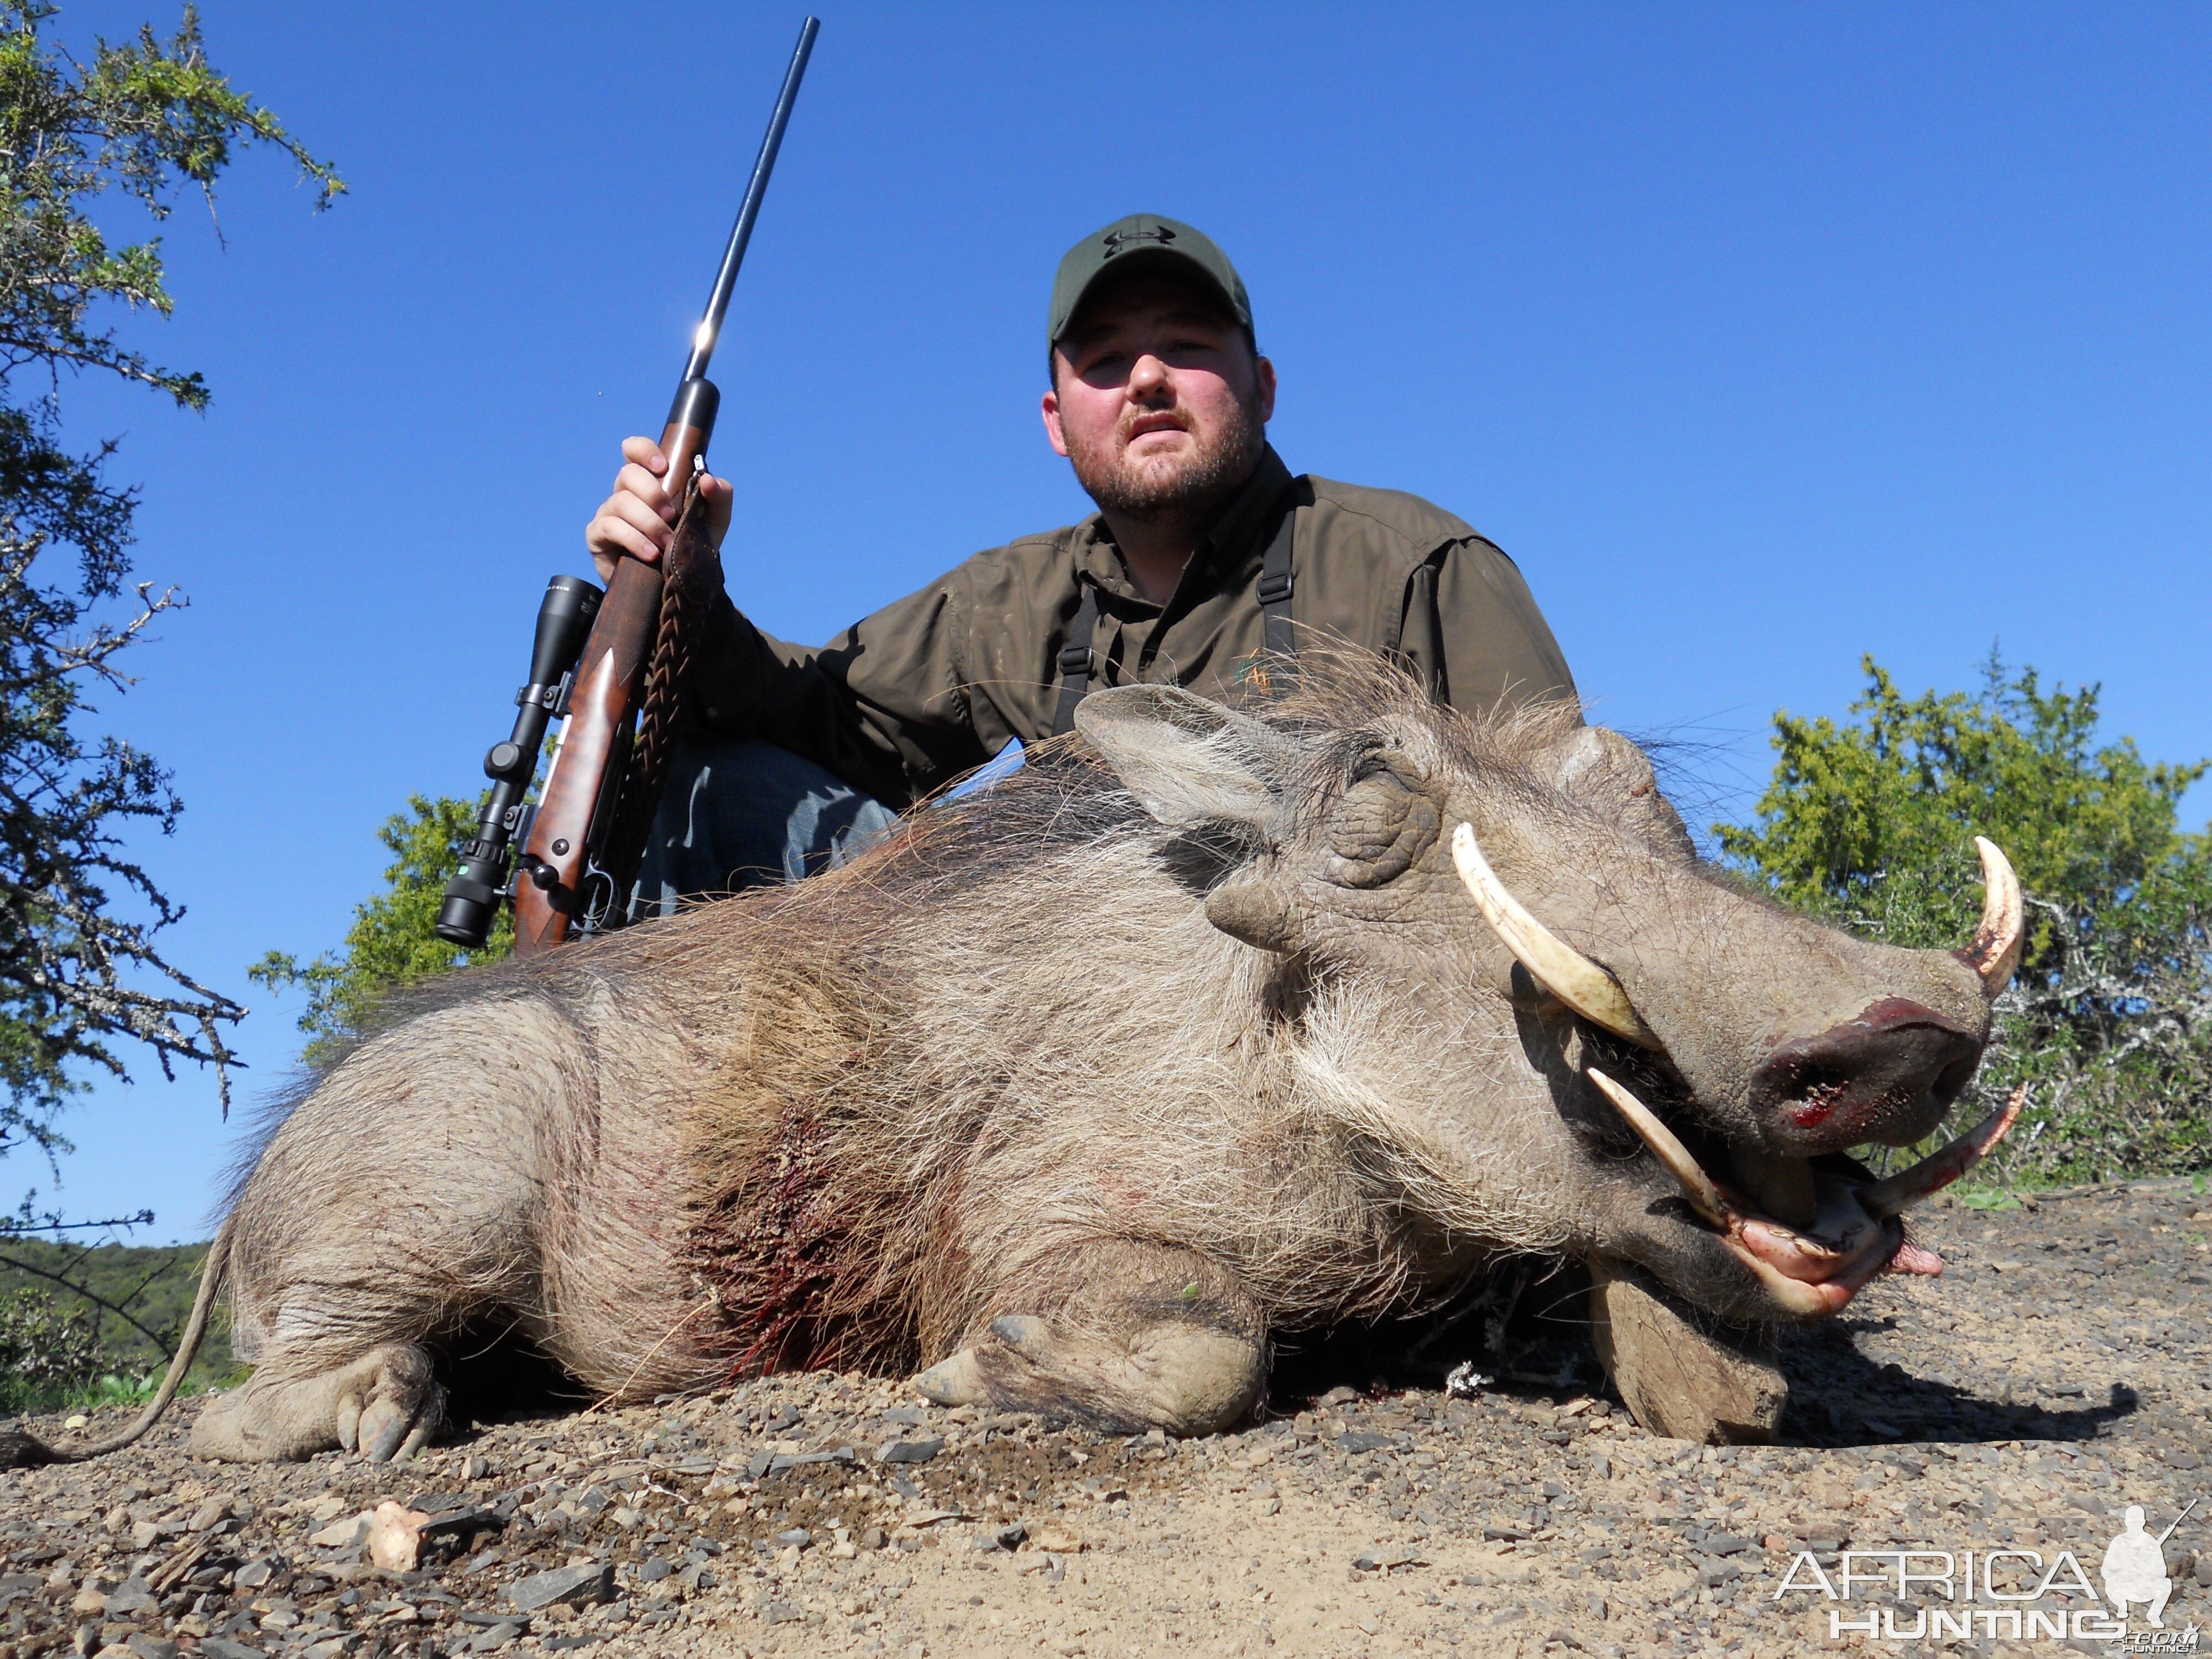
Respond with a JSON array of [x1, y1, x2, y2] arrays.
[[1586, 1067, 2023, 1317], [1449, 822, 2030, 1318]]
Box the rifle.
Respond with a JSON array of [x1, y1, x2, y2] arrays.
[[435, 17, 820, 956]]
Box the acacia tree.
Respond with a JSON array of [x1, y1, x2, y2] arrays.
[[0, 1, 339, 1193], [1719, 654, 2212, 1183]]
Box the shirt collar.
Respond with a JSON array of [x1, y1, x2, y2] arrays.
[[1076, 444, 1297, 606]]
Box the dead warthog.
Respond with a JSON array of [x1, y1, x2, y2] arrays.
[[7, 653, 2025, 1466]]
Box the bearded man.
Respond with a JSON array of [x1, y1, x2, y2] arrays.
[[583, 214, 1579, 909]]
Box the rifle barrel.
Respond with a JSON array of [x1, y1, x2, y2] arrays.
[[679, 15, 820, 384], [2156, 1497, 2200, 1545]]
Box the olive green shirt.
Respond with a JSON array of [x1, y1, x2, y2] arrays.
[[688, 446, 1577, 810]]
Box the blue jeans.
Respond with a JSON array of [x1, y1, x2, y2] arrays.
[[629, 736, 1023, 920]]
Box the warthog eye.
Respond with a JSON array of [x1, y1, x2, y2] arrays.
[[1324, 765, 1439, 888]]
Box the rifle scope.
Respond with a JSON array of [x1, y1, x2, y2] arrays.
[[435, 573, 604, 948]]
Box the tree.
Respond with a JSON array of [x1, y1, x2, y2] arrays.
[[251, 794, 511, 1066], [1719, 654, 2212, 1184], [0, 2, 340, 1192]]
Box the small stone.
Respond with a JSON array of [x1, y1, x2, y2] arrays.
[[635, 1557, 674, 1584], [1032, 1528, 1084, 1554], [877, 1438, 944, 1465], [763, 1600, 803, 1624], [368, 1501, 434, 1572], [232, 1557, 279, 1589], [994, 1523, 1027, 1550], [773, 1528, 811, 1550], [508, 1561, 614, 1613], [187, 1496, 231, 1532], [71, 1587, 108, 1619], [125, 1635, 178, 1659], [466, 1624, 523, 1653], [127, 1523, 161, 1551], [200, 1640, 267, 1659], [62, 1413, 89, 1430], [859, 1527, 888, 1551], [103, 1582, 158, 1620], [308, 1511, 372, 1552], [307, 1494, 348, 1523]]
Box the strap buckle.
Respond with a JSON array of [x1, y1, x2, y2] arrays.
[[1256, 569, 1293, 606], [1057, 641, 1093, 676]]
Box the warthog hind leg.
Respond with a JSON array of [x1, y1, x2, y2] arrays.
[[912, 1243, 1263, 1436], [191, 1343, 444, 1464]]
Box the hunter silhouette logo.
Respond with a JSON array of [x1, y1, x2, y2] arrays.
[[1102, 225, 1177, 257], [1773, 1497, 2203, 1646], [2105, 1501, 2198, 1627]]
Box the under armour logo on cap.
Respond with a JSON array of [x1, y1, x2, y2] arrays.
[[1050, 214, 1253, 346], [1102, 225, 1177, 258]]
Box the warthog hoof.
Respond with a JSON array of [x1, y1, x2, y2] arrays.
[[191, 1342, 445, 1464], [914, 1311, 1261, 1436]]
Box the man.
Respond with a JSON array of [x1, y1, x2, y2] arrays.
[[585, 213, 1577, 907]]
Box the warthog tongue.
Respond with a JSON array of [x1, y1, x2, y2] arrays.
[[1585, 1068, 2027, 1317]]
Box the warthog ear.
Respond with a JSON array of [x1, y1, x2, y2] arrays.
[[1075, 685, 1294, 832]]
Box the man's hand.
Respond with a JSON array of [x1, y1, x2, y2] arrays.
[[584, 435, 735, 582]]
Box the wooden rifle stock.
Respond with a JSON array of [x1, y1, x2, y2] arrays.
[[513, 398, 716, 954]]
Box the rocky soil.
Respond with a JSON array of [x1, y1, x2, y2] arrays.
[[3, 1176, 2210, 1659]]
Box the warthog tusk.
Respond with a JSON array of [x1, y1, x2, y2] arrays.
[[1854, 1083, 2026, 1220], [1453, 824, 1660, 1050], [1584, 1067, 1730, 1229], [1959, 836, 2025, 998]]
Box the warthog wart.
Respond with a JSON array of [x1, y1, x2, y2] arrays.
[[3, 650, 2023, 1466]]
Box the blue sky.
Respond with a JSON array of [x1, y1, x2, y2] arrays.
[[27, 2, 2211, 1240]]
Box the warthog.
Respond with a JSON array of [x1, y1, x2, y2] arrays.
[[7, 652, 2023, 1467]]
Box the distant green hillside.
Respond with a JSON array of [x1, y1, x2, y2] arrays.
[[0, 1238, 237, 1397]]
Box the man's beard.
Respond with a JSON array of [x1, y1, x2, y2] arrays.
[[1071, 391, 1267, 527]]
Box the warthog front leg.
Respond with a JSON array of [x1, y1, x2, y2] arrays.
[[911, 1242, 1264, 1436], [191, 1343, 444, 1464]]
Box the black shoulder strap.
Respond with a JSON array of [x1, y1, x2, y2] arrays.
[[1050, 582, 1101, 737], [1257, 503, 1296, 658]]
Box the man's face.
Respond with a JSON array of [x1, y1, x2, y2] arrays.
[[1042, 274, 1276, 523]]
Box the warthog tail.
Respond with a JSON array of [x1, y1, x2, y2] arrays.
[[0, 1212, 234, 1469]]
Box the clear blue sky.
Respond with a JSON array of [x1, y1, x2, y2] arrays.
[[30, 2, 2211, 1240]]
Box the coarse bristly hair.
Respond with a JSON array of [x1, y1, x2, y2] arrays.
[[217, 644, 1795, 1425], [549, 649, 1592, 1384]]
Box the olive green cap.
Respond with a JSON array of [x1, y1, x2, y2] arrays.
[[1048, 213, 1253, 348]]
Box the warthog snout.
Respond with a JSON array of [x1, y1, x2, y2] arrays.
[[1747, 995, 1984, 1152]]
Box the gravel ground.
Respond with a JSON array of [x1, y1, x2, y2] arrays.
[[4, 1176, 2210, 1659]]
